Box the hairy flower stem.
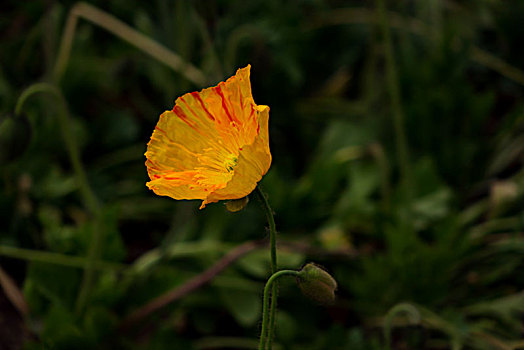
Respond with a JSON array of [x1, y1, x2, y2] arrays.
[[255, 186, 278, 349], [255, 187, 277, 274], [258, 270, 299, 350]]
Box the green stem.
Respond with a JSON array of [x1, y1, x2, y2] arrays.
[[15, 83, 100, 215], [0, 245, 125, 272], [375, 0, 412, 198], [255, 186, 277, 274], [74, 219, 105, 315], [53, 2, 205, 86], [255, 186, 278, 349], [258, 270, 299, 350], [15, 82, 102, 316], [383, 303, 420, 350], [52, 2, 78, 83]]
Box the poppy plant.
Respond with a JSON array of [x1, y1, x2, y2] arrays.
[[145, 65, 271, 209]]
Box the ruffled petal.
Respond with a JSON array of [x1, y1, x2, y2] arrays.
[[202, 105, 271, 208], [147, 169, 232, 201], [145, 110, 212, 176], [188, 65, 259, 152], [145, 65, 271, 208]]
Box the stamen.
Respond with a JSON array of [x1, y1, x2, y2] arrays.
[[224, 154, 238, 172]]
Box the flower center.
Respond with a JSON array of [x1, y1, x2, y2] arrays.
[[224, 154, 238, 172]]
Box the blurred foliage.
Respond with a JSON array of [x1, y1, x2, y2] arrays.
[[1, 0, 524, 349]]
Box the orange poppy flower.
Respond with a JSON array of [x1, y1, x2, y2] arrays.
[[145, 65, 271, 209]]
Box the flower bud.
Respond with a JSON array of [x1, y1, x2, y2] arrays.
[[225, 196, 249, 212], [296, 263, 337, 304]]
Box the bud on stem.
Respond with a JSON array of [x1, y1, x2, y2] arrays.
[[296, 263, 337, 304], [258, 264, 338, 350], [225, 196, 249, 212]]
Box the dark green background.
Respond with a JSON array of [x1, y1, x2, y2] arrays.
[[1, 0, 523, 349]]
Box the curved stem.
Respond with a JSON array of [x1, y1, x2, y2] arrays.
[[258, 270, 299, 350], [0, 245, 125, 271], [383, 303, 420, 350], [15, 82, 102, 316], [375, 0, 412, 199], [255, 186, 278, 349], [15, 83, 100, 215], [53, 2, 205, 86]]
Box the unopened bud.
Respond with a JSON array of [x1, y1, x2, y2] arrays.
[[296, 263, 337, 304], [225, 196, 249, 212]]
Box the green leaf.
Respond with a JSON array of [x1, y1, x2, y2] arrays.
[[24, 263, 80, 313], [464, 292, 524, 331], [219, 288, 261, 327]]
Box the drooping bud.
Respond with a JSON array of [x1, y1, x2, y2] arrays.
[[296, 263, 337, 304], [225, 196, 249, 212]]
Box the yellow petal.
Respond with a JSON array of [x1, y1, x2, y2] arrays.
[[145, 65, 271, 208], [146, 110, 212, 175], [188, 65, 259, 151], [202, 105, 271, 207], [146, 169, 231, 201]]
